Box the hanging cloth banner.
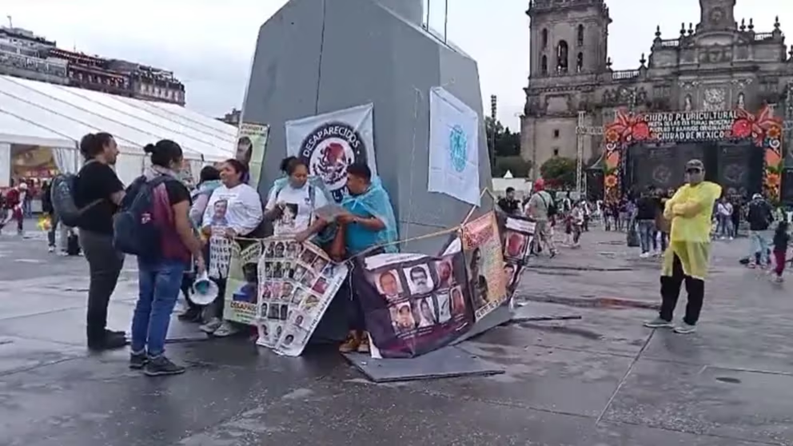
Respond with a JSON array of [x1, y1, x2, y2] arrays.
[[428, 87, 481, 206], [285, 103, 377, 202]]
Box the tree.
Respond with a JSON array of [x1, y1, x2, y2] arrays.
[[539, 156, 577, 189], [486, 117, 524, 176], [493, 156, 532, 178]]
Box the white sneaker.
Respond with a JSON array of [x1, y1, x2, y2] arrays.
[[673, 322, 697, 334], [213, 321, 240, 337], [199, 318, 222, 333], [640, 252, 650, 259], [48, 246, 55, 253], [57, 251, 68, 257]]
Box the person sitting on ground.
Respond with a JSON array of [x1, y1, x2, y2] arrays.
[[644, 159, 721, 334], [127, 140, 206, 377], [328, 163, 398, 353]]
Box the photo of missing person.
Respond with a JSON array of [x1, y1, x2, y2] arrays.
[[264, 262, 273, 279], [312, 277, 328, 294], [236, 136, 253, 166], [210, 199, 229, 226], [300, 271, 316, 287], [280, 282, 294, 300], [375, 270, 403, 301], [272, 262, 283, 279], [280, 304, 289, 320], [450, 286, 466, 316], [504, 232, 527, 259], [300, 249, 317, 265], [261, 303, 268, 318], [268, 304, 280, 320], [436, 292, 452, 323], [302, 294, 320, 311], [264, 242, 274, 257], [280, 203, 298, 229], [261, 284, 273, 301], [416, 297, 437, 328], [283, 261, 294, 279], [292, 289, 307, 305], [404, 264, 434, 295], [321, 263, 337, 277], [275, 325, 283, 340], [273, 242, 286, 259], [286, 242, 299, 259], [391, 302, 416, 331], [504, 264, 517, 287], [311, 257, 328, 272], [468, 247, 489, 307], [232, 263, 258, 303], [293, 265, 308, 282], [434, 259, 455, 288], [294, 314, 306, 328], [283, 334, 295, 346]]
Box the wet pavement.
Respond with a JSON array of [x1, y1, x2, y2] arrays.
[[1, 227, 791, 445]]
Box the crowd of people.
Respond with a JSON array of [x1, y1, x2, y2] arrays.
[[39, 131, 398, 377]]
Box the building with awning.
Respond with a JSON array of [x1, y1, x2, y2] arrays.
[[0, 74, 236, 189]]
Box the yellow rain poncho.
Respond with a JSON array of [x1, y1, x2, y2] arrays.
[[661, 181, 722, 280]]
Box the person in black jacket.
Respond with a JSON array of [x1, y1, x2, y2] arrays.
[[746, 193, 774, 268], [41, 181, 59, 253], [636, 186, 661, 257]]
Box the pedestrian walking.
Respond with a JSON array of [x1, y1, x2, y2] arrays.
[[525, 179, 557, 258], [772, 220, 789, 283], [644, 159, 721, 334], [746, 193, 774, 268]]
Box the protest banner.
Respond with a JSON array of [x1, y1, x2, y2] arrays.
[[498, 213, 536, 296], [236, 122, 269, 187], [461, 212, 508, 320], [355, 251, 475, 358], [255, 238, 349, 357], [223, 240, 264, 325]]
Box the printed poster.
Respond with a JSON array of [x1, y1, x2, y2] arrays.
[[255, 238, 349, 357], [285, 103, 377, 202], [428, 87, 481, 206], [236, 122, 269, 187], [354, 251, 475, 358], [223, 241, 264, 325], [498, 213, 536, 297], [461, 212, 508, 319]]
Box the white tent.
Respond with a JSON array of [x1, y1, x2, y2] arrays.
[[0, 74, 237, 185]]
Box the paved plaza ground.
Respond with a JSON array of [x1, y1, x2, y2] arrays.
[[1, 225, 792, 445]]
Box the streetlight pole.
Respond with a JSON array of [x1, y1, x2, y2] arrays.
[[490, 95, 498, 174]]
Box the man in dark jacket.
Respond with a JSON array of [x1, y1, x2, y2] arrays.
[[636, 186, 662, 257], [746, 193, 774, 268]]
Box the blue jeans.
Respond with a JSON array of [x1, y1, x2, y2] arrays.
[[132, 259, 187, 356], [637, 220, 657, 253], [749, 230, 772, 265]]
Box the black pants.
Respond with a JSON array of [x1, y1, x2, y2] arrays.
[[80, 229, 125, 341], [210, 277, 227, 319], [659, 253, 704, 325]]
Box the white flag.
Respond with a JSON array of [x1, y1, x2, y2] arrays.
[[428, 87, 480, 206], [285, 104, 376, 202]]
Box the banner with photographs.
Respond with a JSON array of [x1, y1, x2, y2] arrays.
[[236, 122, 269, 187], [354, 252, 475, 358], [497, 213, 536, 297], [255, 238, 349, 357], [223, 240, 264, 326], [461, 212, 508, 320], [285, 103, 377, 202]]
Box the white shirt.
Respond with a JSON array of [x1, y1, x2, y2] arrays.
[[202, 183, 263, 236], [265, 182, 328, 236]]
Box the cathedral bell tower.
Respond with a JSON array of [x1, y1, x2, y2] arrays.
[[696, 0, 737, 32]]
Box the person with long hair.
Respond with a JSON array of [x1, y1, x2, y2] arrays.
[[200, 159, 263, 337], [127, 140, 205, 376], [73, 132, 128, 350]]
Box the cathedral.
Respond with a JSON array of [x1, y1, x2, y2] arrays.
[[521, 0, 793, 195]]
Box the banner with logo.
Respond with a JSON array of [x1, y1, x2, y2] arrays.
[[461, 212, 507, 319], [236, 122, 270, 187], [354, 251, 475, 358], [285, 103, 377, 202], [497, 213, 535, 297], [428, 87, 481, 206], [223, 240, 264, 325], [255, 238, 349, 357]]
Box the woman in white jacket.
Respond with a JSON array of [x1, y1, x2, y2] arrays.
[[199, 159, 263, 336]]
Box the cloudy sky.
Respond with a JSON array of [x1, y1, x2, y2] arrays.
[[4, 0, 791, 130]]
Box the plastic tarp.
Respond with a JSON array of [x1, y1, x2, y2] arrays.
[[0, 75, 236, 162]]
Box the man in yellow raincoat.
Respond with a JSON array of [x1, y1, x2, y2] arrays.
[[644, 159, 722, 334]]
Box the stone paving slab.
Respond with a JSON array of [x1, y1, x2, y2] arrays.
[[602, 358, 793, 445], [0, 335, 86, 376]]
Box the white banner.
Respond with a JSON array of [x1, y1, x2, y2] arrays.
[[236, 122, 269, 187], [428, 87, 480, 206], [285, 103, 376, 202]]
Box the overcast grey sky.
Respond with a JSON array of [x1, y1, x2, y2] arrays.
[[4, 0, 791, 130]]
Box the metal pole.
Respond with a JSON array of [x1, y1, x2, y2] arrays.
[[443, 0, 449, 43], [425, 0, 431, 28], [490, 95, 497, 173]]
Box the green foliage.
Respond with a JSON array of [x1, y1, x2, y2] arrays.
[[539, 156, 577, 189], [486, 117, 523, 175], [493, 156, 532, 178]]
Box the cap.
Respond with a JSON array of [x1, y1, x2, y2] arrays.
[[752, 193, 762, 200], [685, 159, 704, 170], [533, 178, 545, 191]]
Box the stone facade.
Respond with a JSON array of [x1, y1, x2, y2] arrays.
[[521, 0, 793, 177]]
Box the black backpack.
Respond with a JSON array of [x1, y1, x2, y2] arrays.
[[50, 172, 102, 227], [113, 176, 170, 260], [541, 193, 558, 218]]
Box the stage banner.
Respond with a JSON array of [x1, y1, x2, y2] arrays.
[[428, 87, 481, 206], [255, 239, 349, 357], [354, 251, 475, 358], [222, 240, 264, 326], [236, 122, 270, 187], [461, 212, 508, 319], [285, 104, 376, 202], [497, 213, 536, 297]]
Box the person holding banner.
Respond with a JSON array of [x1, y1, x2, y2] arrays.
[[200, 159, 263, 337], [264, 157, 333, 242], [327, 163, 399, 353]]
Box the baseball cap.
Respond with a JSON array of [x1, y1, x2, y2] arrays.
[[685, 159, 704, 171]]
